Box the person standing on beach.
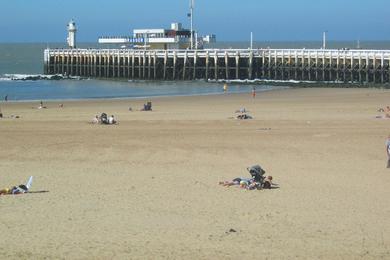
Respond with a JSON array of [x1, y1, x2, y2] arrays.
[[386, 135, 390, 168], [252, 86, 256, 98], [223, 83, 228, 92], [4, 95, 8, 101]]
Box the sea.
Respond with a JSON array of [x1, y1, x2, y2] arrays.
[[1, 41, 389, 101]]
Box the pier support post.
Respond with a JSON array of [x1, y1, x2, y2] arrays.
[[127, 51, 130, 78], [183, 51, 187, 80], [322, 51, 326, 81], [205, 51, 209, 80], [163, 51, 168, 80], [112, 54, 116, 78], [269, 51, 272, 79], [193, 51, 197, 79], [225, 51, 229, 79], [315, 51, 319, 81], [248, 51, 253, 80], [336, 51, 340, 82], [173, 51, 177, 80], [153, 52, 157, 79], [366, 55, 369, 83], [138, 52, 141, 79], [214, 51, 218, 80], [235, 51, 240, 79], [381, 53, 385, 83], [373, 57, 377, 83], [131, 52, 135, 79], [148, 52, 151, 79], [281, 50, 284, 80], [143, 51, 146, 79], [261, 50, 265, 79], [294, 51, 298, 80]]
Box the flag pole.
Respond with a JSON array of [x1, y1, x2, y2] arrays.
[[190, 0, 194, 49]]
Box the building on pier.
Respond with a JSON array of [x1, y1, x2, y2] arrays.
[[44, 48, 390, 83], [98, 22, 208, 50]]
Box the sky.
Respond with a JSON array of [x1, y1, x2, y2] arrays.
[[0, 0, 389, 42]]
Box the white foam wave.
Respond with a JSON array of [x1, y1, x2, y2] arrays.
[[214, 78, 345, 84], [0, 74, 82, 81]]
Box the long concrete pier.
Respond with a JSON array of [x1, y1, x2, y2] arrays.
[[44, 48, 390, 83]]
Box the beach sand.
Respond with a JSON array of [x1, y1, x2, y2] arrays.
[[1, 87, 390, 259]]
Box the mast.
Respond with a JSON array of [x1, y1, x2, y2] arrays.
[[190, 0, 194, 49], [322, 31, 327, 49]]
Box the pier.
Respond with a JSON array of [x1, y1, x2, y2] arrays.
[[44, 48, 390, 83]]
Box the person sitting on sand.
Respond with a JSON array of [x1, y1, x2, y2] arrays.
[[100, 113, 109, 124], [141, 101, 152, 111], [108, 115, 117, 125], [0, 176, 33, 195], [262, 176, 275, 189], [235, 108, 247, 113], [38, 101, 47, 109], [92, 115, 99, 124]]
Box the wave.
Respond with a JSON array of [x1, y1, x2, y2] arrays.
[[213, 78, 346, 84], [0, 74, 84, 81]]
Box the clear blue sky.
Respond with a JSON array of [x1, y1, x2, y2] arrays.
[[0, 0, 389, 42]]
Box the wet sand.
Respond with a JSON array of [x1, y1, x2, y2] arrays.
[[1, 88, 390, 259]]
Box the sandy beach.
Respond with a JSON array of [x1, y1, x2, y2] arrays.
[[1, 87, 390, 259]]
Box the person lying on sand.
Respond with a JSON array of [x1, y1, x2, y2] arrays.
[[219, 177, 252, 187], [0, 176, 33, 195], [375, 113, 390, 119], [236, 113, 253, 120]]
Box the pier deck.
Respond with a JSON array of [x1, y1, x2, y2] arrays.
[[44, 48, 390, 83]]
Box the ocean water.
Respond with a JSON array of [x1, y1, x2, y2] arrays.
[[0, 41, 389, 101]]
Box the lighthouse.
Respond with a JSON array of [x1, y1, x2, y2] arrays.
[[67, 19, 77, 48]]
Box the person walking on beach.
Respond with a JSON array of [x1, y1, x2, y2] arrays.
[[386, 135, 390, 168], [252, 86, 256, 98], [223, 83, 228, 92], [4, 95, 8, 102]]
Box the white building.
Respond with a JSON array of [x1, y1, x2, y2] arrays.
[[98, 22, 214, 49], [203, 34, 216, 43]]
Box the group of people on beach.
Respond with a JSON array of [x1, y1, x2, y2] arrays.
[[219, 165, 276, 190], [234, 107, 253, 120], [92, 113, 117, 125]]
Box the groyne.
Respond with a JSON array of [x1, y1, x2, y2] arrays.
[[44, 48, 390, 83]]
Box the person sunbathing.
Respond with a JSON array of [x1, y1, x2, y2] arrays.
[[219, 177, 252, 187], [236, 113, 253, 120], [0, 176, 33, 195]]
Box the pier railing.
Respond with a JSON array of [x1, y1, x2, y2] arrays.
[[44, 48, 390, 83]]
